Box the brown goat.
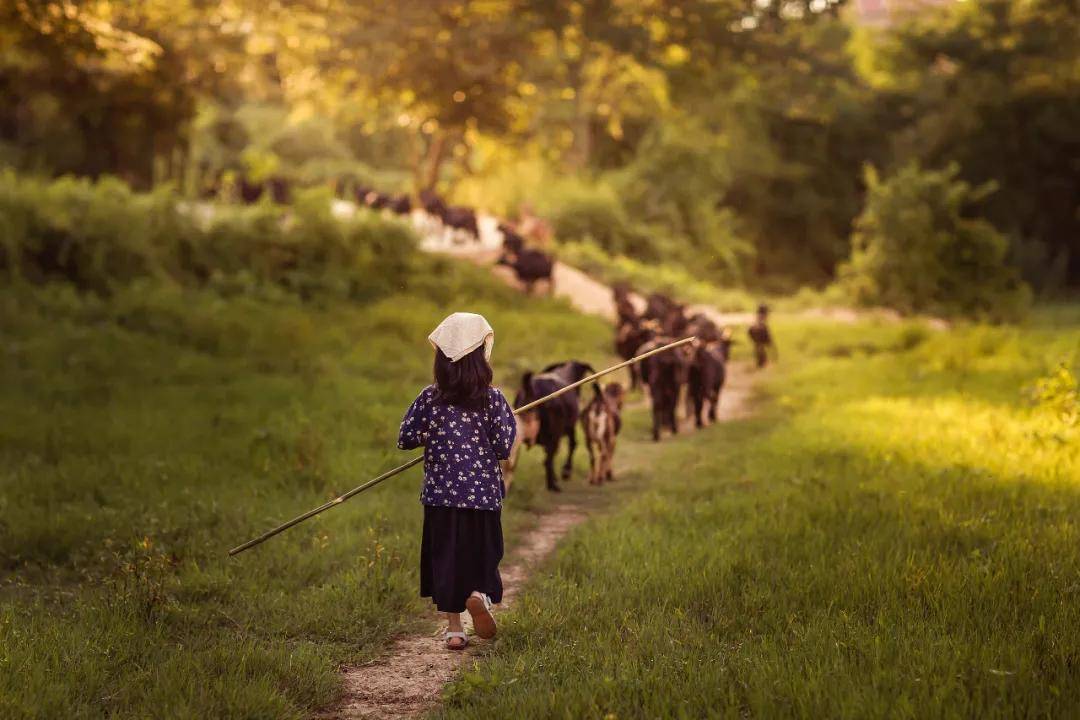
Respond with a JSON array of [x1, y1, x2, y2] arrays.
[[582, 382, 626, 485]]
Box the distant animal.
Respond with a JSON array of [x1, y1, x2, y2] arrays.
[[643, 292, 688, 336], [663, 304, 689, 337], [512, 360, 595, 492], [419, 189, 448, 218], [644, 292, 676, 322], [615, 318, 658, 390], [442, 205, 479, 240], [638, 336, 692, 441], [686, 330, 734, 428], [613, 283, 638, 325], [364, 191, 391, 210], [582, 382, 626, 485], [238, 176, 264, 204], [267, 176, 291, 205], [388, 194, 412, 215], [498, 222, 526, 255], [748, 303, 775, 368], [498, 248, 554, 294], [685, 313, 721, 343]]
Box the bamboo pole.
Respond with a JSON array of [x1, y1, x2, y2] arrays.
[[228, 336, 695, 557]]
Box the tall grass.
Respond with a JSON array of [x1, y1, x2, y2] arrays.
[[438, 310, 1080, 718], [0, 254, 612, 718], [0, 171, 414, 301]]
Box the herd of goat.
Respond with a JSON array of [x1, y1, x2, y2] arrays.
[[217, 178, 758, 495], [503, 286, 737, 494], [215, 176, 557, 294], [361, 185, 557, 295]]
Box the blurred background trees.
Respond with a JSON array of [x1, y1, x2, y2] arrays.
[[1, 0, 1077, 311]]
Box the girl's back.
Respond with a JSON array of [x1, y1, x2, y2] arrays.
[[398, 385, 515, 509]]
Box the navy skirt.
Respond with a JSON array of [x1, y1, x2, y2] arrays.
[[420, 505, 503, 613]]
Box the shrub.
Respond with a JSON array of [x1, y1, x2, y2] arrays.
[[613, 120, 752, 284], [1030, 361, 1079, 428], [0, 172, 417, 302], [838, 163, 1031, 319], [0, 171, 191, 294], [542, 178, 654, 258]]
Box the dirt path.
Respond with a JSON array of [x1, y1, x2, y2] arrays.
[[319, 239, 761, 720], [323, 506, 588, 720], [322, 370, 758, 720]]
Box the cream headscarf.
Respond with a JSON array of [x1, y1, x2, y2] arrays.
[[428, 312, 495, 362]]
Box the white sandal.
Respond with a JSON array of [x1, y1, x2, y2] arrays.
[[466, 592, 497, 639], [445, 630, 468, 650]]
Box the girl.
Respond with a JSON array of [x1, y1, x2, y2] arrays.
[[398, 312, 517, 650]]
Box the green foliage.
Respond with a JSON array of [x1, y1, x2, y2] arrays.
[[1030, 362, 1079, 428], [543, 178, 652, 258], [438, 309, 1080, 719], [839, 163, 1031, 320], [0, 172, 189, 293], [611, 119, 752, 284], [0, 172, 417, 301], [868, 0, 1080, 292]]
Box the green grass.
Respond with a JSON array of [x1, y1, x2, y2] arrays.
[[437, 309, 1080, 719], [0, 256, 614, 719]]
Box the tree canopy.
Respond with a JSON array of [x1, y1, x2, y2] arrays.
[[1, 0, 1076, 292]]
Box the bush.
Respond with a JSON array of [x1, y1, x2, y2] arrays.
[[542, 178, 654, 258], [0, 171, 417, 301], [0, 172, 190, 294], [838, 163, 1031, 320], [1030, 361, 1079, 428], [612, 120, 752, 284]]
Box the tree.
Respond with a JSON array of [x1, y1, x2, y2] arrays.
[[839, 163, 1030, 319], [867, 0, 1080, 290]]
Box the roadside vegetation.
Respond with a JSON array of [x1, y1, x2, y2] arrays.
[[439, 308, 1080, 718]]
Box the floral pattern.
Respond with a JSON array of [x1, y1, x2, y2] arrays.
[[398, 385, 517, 510]]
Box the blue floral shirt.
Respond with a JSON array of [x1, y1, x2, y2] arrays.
[[398, 385, 517, 510]]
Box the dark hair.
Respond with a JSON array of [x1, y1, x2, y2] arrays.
[[433, 345, 493, 410]]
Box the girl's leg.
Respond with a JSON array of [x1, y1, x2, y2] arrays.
[[446, 612, 466, 649]]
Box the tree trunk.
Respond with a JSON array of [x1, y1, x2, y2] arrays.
[[420, 130, 451, 192], [566, 54, 591, 171], [569, 93, 591, 170]]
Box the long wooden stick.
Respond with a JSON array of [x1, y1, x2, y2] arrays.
[[228, 335, 694, 556]]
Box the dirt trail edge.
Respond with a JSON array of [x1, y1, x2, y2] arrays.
[[323, 505, 589, 720], [320, 254, 756, 720]]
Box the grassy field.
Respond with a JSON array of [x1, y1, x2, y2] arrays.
[[0, 257, 614, 719], [438, 307, 1080, 718]]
